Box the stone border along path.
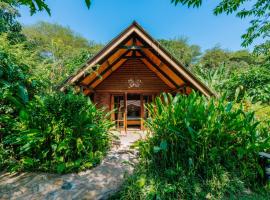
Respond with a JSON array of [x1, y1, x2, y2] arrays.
[[0, 131, 145, 200]]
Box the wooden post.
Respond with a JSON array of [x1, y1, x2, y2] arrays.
[[124, 92, 127, 133], [110, 94, 114, 121], [140, 94, 144, 130]]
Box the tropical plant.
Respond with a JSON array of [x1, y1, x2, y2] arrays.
[[0, 34, 39, 139], [223, 65, 270, 104], [253, 41, 270, 66], [3, 91, 113, 173], [191, 63, 230, 92], [230, 50, 256, 65], [115, 93, 270, 199]]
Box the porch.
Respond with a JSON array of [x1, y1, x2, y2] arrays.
[[110, 93, 154, 131]]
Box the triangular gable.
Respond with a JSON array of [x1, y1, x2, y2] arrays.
[[60, 21, 215, 97]]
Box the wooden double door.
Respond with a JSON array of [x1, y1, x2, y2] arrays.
[[110, 93, 154, 130]]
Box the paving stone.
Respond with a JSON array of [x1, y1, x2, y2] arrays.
[[0, 131, 144, 200]]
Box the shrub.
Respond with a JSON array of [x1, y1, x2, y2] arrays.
[[223, 65, 270, 104], [115, 93, 270, 199], [3, 91, 113, 173], [0, 35, 36, 139]]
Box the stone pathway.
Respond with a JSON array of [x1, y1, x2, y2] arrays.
[[0, 131, 145, 200]]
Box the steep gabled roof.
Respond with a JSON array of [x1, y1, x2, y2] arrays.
[[60, 21, 215, 97]]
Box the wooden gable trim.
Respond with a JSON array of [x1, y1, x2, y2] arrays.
[[59, 27, 138, 91], [138, 49, 184, 87], [81, 49, 129, 86], [60, 21, 215, 98], [131, 26, 215, 97], [90, 59, 128, 88], [78, 37, 134, 85], [140, 58, 176, 89]]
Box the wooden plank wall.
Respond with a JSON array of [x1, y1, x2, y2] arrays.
[[94, 59, 172, 91]]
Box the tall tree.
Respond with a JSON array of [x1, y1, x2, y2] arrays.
[[0, 1, 25, 43], [253, 41, 270, 66], [199, 46, 230, 69], [23, 22, 103, 89], [159, 37, 201, 67]]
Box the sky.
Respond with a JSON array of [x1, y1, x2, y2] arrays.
[[18, 0, 258, 52]]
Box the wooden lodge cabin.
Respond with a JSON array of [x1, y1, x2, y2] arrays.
[[60, 22, 214, 131]]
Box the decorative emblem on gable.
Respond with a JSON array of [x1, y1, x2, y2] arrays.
[[128, 78, 142, 88]]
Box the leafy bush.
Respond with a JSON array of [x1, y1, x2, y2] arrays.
[[3, 92, 113, 173], [115, 93, 270, 199], [223, 66, 270, 104], [0, 34, 38, 139]]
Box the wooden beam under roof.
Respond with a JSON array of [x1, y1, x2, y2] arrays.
[[140, 58, 176, 89], [119, 45, 151, 50], [122, 56, 145, 59], [86, 49, 132, 87], [135, 35, 186, 86], [137, 49, 181, 88], [140, 48, 185, 86], [74, 34, 136, 83], [133, 31, 214, 97], [79, 84, 95, 92], [76, 36, 134, 85], [91, 59, 128, 88], [80, 48, 128, 85]]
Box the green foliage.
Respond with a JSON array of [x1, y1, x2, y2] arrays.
[[23, 22, 93, 60], [198, 46, 255, 69], [200, 46, 230, 69], [192, 46, 269, 105], [223, 66, 270, 104], [145, 93, 269, 182], [0, 34, 39, 138], [254, 41, 270, 65], [192, 64, 230, 92], [115, 93, 270, 199], [3, 92, 113, 173], [244, 102, 270, 125], [0, 6, 112, 174], [14, 0, 92, 15], [22, 22, 103, 90], [230, 50, 257, 66], [0, 1, 25, 43], [171, 0, 270, 47], [158, 37, 201, 66]]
